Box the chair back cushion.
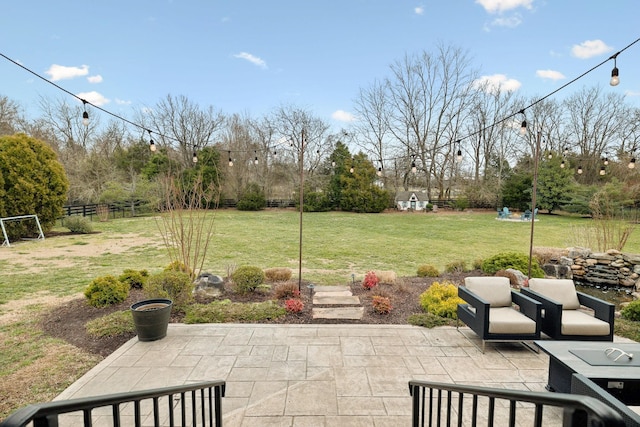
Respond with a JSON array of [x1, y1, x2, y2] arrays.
[[464, 276, 512, 307], [528, 278, 580, 310]]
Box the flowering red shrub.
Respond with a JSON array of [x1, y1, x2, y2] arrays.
[[361, 271, 379, 290], [372, 295, 392, 314], [285, 298, 304, 313]]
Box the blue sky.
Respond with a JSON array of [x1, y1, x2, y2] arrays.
[[1, 0, 639, 130]]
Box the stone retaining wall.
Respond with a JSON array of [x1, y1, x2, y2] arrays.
[[544, 247, 640, 292]]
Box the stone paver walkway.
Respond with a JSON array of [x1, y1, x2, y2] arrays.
[[55, 324, 553, 426], [312, 285, 363, 320]]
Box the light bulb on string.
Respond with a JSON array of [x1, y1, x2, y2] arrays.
[[560, 159, 565, 168], [148, 130, 156, 152], [82, 100, 89, 126], [577, 165, 583, 174], [411, 161, 416, 173], [547, 151, 553, 160], [564, 146, 569, 155], [192, 152, 198, 163], [629, 157, 636, 169], [600, 166, 606, 176], [377, 167, 382, 177], [228, 151, 233, 167], [520, 119, 527, 135], [254, 151, 258, 165], [610, 54, 620, 86], [603, 157, 609, 166]]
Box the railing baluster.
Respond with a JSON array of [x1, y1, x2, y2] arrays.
[[134, 400, 141, 427], [488, 397, 495, 427], [457, 392, 463, 427], [200, 388, 205, 426], [181, 391, 187, 426], [112, 404, 121, 427], [152, 397, 159, 426], [168, 394, 174, 427], [446, 390, 452, 427], [436, 389, 442, 427], [534, 403, 543, 427], [471, 394, 478, 427], [508, 399, 516, 427], [191, 390, 196, 427], [82, 409, 92, 427]]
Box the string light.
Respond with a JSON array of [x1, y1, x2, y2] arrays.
[[254, 151, 258, 165], [577, 165, 583, 174], [456, 140, 462, 162], [377, 167, 382, 177], [600, 166, 606, 176], [610, 53, 620, 86], [82, 100, 89, 126], [519, 110, 527, 136], [560, 159, 565, 168], [228, 151, 233, 167], [629, 157, 636, 169], [192, 151, 198, 163], [148, 130, 156, 152]]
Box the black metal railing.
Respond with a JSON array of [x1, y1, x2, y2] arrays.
[[409, 380, 625, 427], [1, 380, 225, 427]]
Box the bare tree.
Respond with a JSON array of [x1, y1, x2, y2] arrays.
[[562, 86, 627, 182], [0, 95, 21, 136], [145, 94, 225, 167], [359, 44, 477, 199]]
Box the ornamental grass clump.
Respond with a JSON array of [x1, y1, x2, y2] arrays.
[[144, 270, 194, 308], [417, 264, 439, 277], [419, 281, 464, 319], [362, 271, 379, 290]]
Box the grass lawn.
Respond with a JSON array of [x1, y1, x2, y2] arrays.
[[1, 208, 640, 420], [4, 209, 635, 303]]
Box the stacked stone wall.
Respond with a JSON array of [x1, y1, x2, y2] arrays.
[[545, 247, 640, 292]]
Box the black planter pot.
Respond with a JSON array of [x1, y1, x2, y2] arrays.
[[131, 298, 173, 342]]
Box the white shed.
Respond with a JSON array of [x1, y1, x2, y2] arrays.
[[395, 191, 429, 211]]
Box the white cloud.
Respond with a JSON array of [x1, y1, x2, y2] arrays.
[[491, 14, 522, 28], [234, 52, 267, 69], [473, 74, 521, 93], [476, 0, 533, 14], [414, 6, 424, 15], [45, 64, 89, 81], [536, 69, 565, 81], [571, 39, 613, 59], [115, 98, 132, 105], [87, 75, 103, 83], [332, 110, 356, 122], [76, 91, 109, 106]]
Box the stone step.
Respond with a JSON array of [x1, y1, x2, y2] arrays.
[[312, 285, 351, 293], [313, 295, 360, 305], [312, 307, 364, 320]]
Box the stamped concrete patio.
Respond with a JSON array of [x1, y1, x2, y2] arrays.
[[53, 323, 560, 426]]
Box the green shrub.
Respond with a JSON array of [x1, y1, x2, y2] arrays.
[[64, 216, 93, 233], [84, 275, 129, 307], [452, 197, 469, 211], [231, 265, 266, 293], [237, 183, 266, 211], [425, 203, 434, 212], [144, 270, 194, 307], [408, 312, 456, 328], [444, 260, 467, 273], [183, 300, 286, 323], [303, 191, 332, 212], [118, 269, 149, 289], [164, 260, 192, 276], [85, 310, 134, 337], [621, 300, 640, 322], [472, 258, 484, 270], [419, 281, 464, 319], [417, 264, 439, 277], [0, 134, 69, 240], [481, 252, 544, 278]]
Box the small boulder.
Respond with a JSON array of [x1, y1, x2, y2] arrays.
[[194, 273, 225, 297]]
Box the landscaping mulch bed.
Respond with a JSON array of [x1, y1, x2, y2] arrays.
[[41, 273, 472, 358]]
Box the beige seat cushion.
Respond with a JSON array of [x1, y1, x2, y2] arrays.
[[488, 307, 537, 334], [560, 310, 611, 336], [528, 278, 580, 310], [464, 277, 512, 307]]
